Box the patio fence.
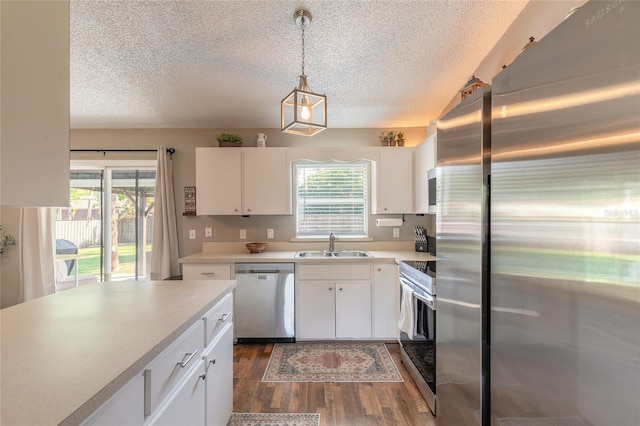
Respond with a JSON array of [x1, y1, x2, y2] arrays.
[[56, 218, 153, 248]]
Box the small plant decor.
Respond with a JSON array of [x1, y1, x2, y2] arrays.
[[216, 133, 243, 147], [378, 131, 406, 147], [379, 131, 396, 147], [0, 225, 16, 255]]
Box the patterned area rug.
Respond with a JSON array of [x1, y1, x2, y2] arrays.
[[227, 413, 320, 426], [262, 342, 403, 382]]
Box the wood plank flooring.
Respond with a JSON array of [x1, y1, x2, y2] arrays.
[[232, 342, 435, 426]]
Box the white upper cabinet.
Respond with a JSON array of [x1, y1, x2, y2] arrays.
[[243, 149, 291, 215], [195, 148, 291, 215], [414, 134, 436, 214], [372, 148, 414, 214], [196, 148, 243, 215], [0, 1, 70, 207]]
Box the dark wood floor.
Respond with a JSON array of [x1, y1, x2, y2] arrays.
[[232, 342, 435, 426]]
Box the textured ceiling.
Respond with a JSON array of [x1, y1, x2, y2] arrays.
[[70, 0, 529, 129]]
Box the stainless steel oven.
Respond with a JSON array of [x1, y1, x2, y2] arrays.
[[398, 260, 437, 415]]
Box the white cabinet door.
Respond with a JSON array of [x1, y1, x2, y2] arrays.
[[196, 148, 242, 215], [373, 148, 414, 214], [414, 134, 436, 214], [335, 281, 372, 339], [1, 1, 70, 207], [296, 281, 336, 339], [243, 149, 291, 215], [373, 263, 398, 339], [150, 363, 205, 426], [204, 324, 233, 426]]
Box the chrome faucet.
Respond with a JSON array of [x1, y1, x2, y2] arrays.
[[328, 233, 336, 252]]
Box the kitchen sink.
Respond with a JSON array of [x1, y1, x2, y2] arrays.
[[295, 250, 372, 258]]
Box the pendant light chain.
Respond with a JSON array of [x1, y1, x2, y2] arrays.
[[301, 17, 306, 76]]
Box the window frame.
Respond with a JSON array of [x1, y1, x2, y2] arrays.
[[293, 160, 370, 239]]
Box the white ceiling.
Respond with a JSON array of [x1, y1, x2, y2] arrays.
[[70, 0, 530, 130]]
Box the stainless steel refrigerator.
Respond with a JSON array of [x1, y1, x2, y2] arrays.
[[436, 1, 640, 425]]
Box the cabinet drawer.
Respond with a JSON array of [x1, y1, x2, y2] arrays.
[[144, 320, 204, 416], [297, 264, 371, 280], [182, 264, 232, 280], [147, 358, 205, 426], [202, 292, 233, 347]]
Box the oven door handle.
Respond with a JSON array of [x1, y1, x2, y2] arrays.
[[413, 291, 435, 309], [399, 276, 435, 309]]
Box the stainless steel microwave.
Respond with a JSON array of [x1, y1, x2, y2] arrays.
[[428, 169, 436, 214]]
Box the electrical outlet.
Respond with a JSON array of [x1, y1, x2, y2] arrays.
[[393, 228, 400, 238], [205, 227, 212, 238], [240, 229, 246, 240], [267, 229, 274, 239], [189, 229, 196, 240]]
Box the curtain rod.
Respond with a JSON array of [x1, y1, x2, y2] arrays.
[[70, 148, 175, 154]]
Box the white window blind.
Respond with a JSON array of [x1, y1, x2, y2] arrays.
[[295, 161, 368, 237]]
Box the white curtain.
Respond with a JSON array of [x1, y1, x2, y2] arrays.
[[151, 146, 180, 280], [18, 208, 56, 302]]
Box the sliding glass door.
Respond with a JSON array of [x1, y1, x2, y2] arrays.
[[56, 167, 155, 282]]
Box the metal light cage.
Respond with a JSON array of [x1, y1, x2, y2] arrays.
[[281, 86, 327, 136]]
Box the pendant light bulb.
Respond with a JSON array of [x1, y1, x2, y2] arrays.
[[300, 96, 311, 120]]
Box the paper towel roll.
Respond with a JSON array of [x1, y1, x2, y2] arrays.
[[376, 218, 403, 227]]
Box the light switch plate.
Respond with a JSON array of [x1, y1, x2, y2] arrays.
[[189, 229, 196, 239], [205, 227, 212, 238], [240, 229, 246, 240], [393, 228, 400, 238], [267, 229, 274, 239]]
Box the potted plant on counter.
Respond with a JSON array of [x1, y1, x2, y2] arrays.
[[216, 132, 243, 147]]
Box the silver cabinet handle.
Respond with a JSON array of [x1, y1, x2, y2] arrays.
[[328, 287, 333, 291], [219, 313, 230, 322], [339, 287, 343, 291], [200, 272, 216, 276], [205, 357, 216, 373], [177, 350, 199, 368], [144, 369, 151, 416], [199, 373, 206, 380]]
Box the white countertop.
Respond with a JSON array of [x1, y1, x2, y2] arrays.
[[179, 250, 436, 264], [0, 280, 236, 426]]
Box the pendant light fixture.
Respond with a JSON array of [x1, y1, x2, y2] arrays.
[[281, 8, 327, 136]]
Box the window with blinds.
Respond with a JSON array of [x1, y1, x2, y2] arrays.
[[295, 161, 368, 237]]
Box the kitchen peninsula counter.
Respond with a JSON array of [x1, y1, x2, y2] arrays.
[[0, 279, 236, 426]]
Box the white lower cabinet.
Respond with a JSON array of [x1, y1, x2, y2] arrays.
[[150, 364, 205, 426], [296, 264, 373, 339], [85, 375, 144, 426], [335, 281, 372, 338], [373, 263, 398, 339], [203, 324, 233, 426], [296, 281, 336, 339], [83, 291, 234, 426]]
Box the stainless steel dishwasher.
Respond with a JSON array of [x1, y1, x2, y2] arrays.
[[234, 263, 295, 343]]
